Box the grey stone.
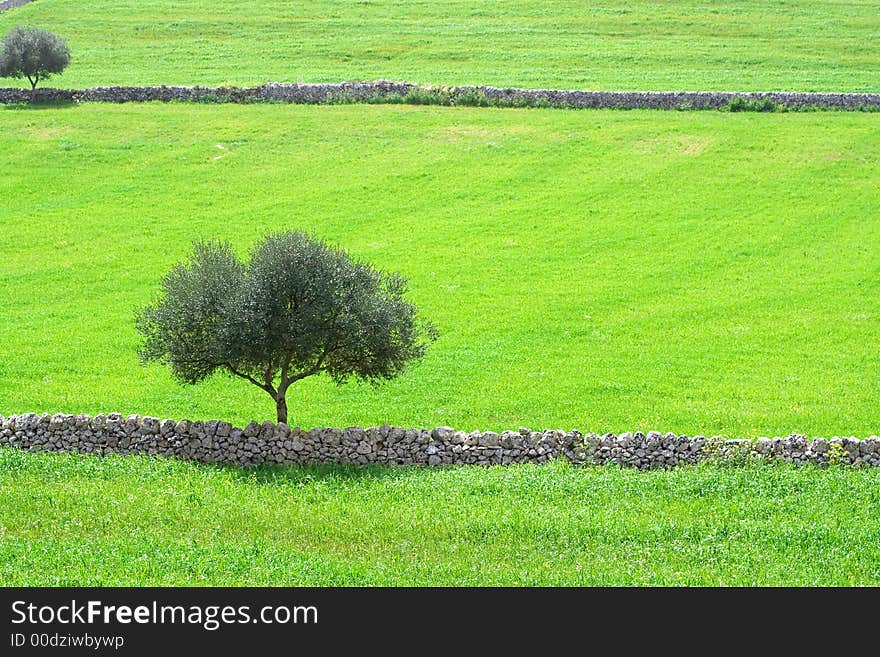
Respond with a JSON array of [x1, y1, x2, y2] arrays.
[[124, 414, 140, 434], [431, 426, 454, 441], [140, 417, 160, 435], [479, 431, 499, 447], [3, 84, 879, 111], [4, 412, 880, 470]]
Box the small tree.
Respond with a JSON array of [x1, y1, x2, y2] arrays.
[[136, 231, 437, 424], [0, 26, 71, 90]]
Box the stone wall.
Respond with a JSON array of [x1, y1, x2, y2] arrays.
[[1, 82, 878, 110], [0, 0, 34, 12], [1, 413, 878, 469]]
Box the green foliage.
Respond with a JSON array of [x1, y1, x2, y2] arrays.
[[1, 1, 877, 91], [826, 442, 849, 466], [137, 241, 244, 385], [136, 231, 436, 423], [727, 96, 785, 113], [333, 87, 564, 109], [192, 92, 225, 104], [402, 87, 453, 106], [0, 26, 70, 90], [2, 448, 879, 585], [451, 89, 491, 107], [322, 87, 552, 109]]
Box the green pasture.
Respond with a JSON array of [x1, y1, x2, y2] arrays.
[[1, 103, 878, 437], [1, 448, 878, 585], [0, 0, 878, 91]]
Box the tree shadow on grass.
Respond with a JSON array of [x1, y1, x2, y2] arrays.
[[207, 459, 432, 486], [0, 444, 443, 486], [3, 100, 77, 110]]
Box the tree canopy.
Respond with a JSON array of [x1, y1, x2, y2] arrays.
[[136, 231, 437, 423], [0, 26, 71, 90]]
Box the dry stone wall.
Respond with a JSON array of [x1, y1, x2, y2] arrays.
[[0, 0, 34, 12], [1, 413, 878, 469], [0, 83, 878, 110]]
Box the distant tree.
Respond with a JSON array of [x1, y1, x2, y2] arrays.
[[136, 231, 437, 424], [0, 26, 70, 90]]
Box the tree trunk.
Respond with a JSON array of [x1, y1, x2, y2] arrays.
[[275, 394, 288, 424]]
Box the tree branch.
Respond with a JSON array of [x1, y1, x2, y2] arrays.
[[263, 363, 276, 393], [226, 364, 276, 395], [280, 352, 294, 388], [313, 344, 331, 373], [282, 344, 333, 389]]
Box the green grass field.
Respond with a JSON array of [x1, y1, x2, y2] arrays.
[[1, 448, 878, 585], [1, 0, 878, 91], [1, 103, 878, 437], [2, 1, 879, 589]]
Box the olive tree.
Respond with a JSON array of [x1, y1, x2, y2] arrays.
[[0, 26, 71, 90], [136, 231, 437, 424]]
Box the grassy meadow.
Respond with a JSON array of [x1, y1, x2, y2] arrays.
[[2, 1, 879, 589], [0, 0, 878, 91], [2, 448, 879, 586], [1, 103, 878, 437]]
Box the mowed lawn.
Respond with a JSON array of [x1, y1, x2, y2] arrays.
[[0, 0, 878, 91], [1, 103, 878, 437], [1, 448, 878, 586]]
